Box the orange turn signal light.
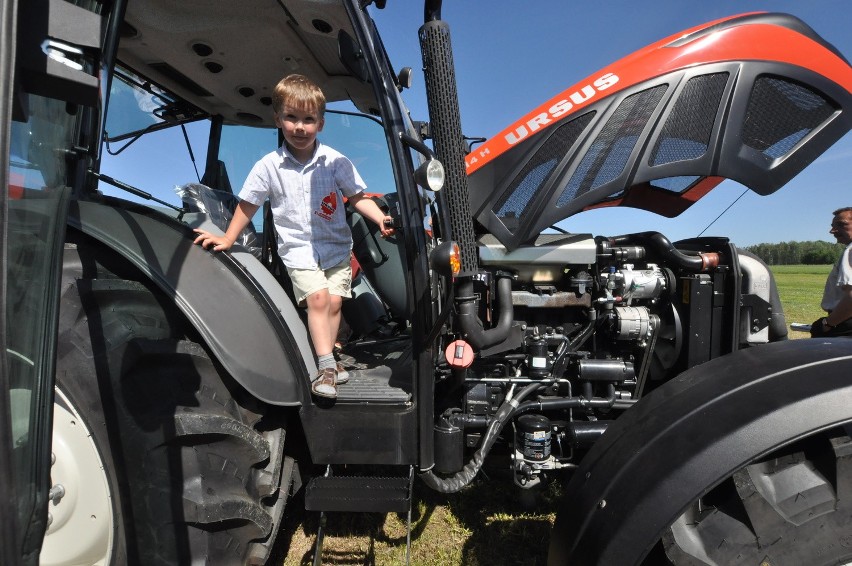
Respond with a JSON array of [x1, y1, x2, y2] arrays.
[[430, 240, 461, 278]]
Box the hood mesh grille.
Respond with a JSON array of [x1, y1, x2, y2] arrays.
[[743, 76, 836, 159]]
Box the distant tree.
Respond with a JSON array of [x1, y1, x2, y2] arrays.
[[801, 249, 836, 264], [744, 240, 843, 265]]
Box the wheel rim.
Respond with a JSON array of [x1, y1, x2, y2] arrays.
[[41, 387, 114, 566]]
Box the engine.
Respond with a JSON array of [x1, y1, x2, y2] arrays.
[[431, 231, 784, 488]]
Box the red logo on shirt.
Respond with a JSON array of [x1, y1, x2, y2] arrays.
[[316, 192, 337, 221]]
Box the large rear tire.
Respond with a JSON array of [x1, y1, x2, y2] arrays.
[[47, 239, 293, 565]]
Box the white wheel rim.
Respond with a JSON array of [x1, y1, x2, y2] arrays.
[[41, 387, 114, 566]]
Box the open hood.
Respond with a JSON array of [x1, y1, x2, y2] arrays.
[[466, 13, 852, 250]]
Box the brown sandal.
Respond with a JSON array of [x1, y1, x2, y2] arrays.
[[335, 362, 350, 385], [311, 367, 337, 398]]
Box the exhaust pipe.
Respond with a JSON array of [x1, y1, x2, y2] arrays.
[[419, 1, 478, 276]]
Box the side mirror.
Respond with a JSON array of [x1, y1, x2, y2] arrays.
[[397, 67, 413, 91]]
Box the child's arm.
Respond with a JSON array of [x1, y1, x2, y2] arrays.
[[348, 193, 395, 237], [193, 200, 260, 251]]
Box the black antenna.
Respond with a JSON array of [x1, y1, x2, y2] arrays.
[[697, 188, 748, 237]]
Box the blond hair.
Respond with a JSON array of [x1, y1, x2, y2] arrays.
[[272, 74, 326, 116]]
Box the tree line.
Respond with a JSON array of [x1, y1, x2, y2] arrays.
[[743, 240, 844, 265]]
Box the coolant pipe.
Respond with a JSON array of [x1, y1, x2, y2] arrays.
[[568, 421, 610, 447], [447, 413, 488, 429], [420, 382, 544, 493], [514, 383, 617, 416], [609, 231, 720, 272], [456, 275, 514, 350]]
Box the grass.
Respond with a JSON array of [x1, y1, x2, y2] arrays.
[[272, 265, 831, 565], [273, 470, 561, 565], [771, 264, 831, 337]]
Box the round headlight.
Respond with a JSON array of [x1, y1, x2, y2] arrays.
[[415, 158, 445, 192]]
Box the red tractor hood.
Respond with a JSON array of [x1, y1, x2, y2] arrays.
[[465, 12, 852, 251]]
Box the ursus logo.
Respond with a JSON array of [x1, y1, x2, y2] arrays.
[[315, 191, 337, 221]]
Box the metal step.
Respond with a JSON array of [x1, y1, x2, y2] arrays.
[[335, 367, 411, 404], [305, 474, 411, 513]]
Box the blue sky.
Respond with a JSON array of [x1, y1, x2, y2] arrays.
[[103, 1, 852, 247]]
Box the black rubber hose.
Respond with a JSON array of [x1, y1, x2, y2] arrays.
[[457, 275, 514, 350], [514, 384, 617, 416], [420, 382, 543, 493], [609, 231, 720, 272]]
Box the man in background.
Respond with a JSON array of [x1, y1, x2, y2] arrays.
[[811, 207, 852, 337]]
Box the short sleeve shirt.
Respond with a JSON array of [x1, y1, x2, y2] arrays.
[[821, 242, 852, 311], [238, 141, 367, 269]]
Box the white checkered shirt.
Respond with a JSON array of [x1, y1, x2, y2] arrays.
[[238, 141, 367, 269]]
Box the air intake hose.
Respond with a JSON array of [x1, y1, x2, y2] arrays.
[[456, 274, 514, 350], [609, 231, 721, 272]]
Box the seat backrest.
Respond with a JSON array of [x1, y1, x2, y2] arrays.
[[348, 194, 409, 320]]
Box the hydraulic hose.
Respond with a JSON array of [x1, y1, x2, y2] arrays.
[[420, 382, 543, 493], [609, 231, 721, 272]]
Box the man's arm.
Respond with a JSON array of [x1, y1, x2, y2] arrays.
[[193, 200, 260, 251], [349, 193, 394, 237], [825, 284, 852, 328]]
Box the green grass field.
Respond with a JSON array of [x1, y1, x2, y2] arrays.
[[275, 265, 832, 564], [771, 264, 831, 337]]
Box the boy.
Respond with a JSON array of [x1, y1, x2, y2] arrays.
[[193, 74, 394, 398]]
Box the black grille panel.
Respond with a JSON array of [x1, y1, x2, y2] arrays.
[[494, 113, 594, 233], [558, 85, 667, 206], [743, 76, 835, 158], [651, 73, 728, 166]]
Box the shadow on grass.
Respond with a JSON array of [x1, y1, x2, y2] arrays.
[[270, 484, 438, 565], [421, 471, 561, 566], [269, 465, 562, 565]]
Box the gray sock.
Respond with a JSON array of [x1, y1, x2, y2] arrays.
[[318, 353, 336, 371]]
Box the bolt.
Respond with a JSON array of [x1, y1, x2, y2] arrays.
[[48, 484, 65, 505]]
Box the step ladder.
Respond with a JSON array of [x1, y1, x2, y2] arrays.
[[305, 465, 414, 565]]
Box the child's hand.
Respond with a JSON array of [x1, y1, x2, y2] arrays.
[[380, 216, 396, 238], [193, 228, 233, 251]]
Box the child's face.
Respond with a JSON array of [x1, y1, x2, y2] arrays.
[[276, 104, 324, 160]]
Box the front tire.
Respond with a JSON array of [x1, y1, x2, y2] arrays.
[[548, 339, 852, 566], [663, 430, 852, 565], [49, 239, 292, 565]]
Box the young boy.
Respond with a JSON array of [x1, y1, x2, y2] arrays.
[[193, 74, 394, 399]]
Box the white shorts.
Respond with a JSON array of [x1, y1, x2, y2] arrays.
[[286, 258, 352, 306]]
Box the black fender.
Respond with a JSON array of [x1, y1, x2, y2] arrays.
[[68, 198, 312, 406], [548, 338, 852, 565]]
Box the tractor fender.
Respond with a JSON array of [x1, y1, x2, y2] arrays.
[[68, 199, 313, 406], [548, 338, 852, 565]]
